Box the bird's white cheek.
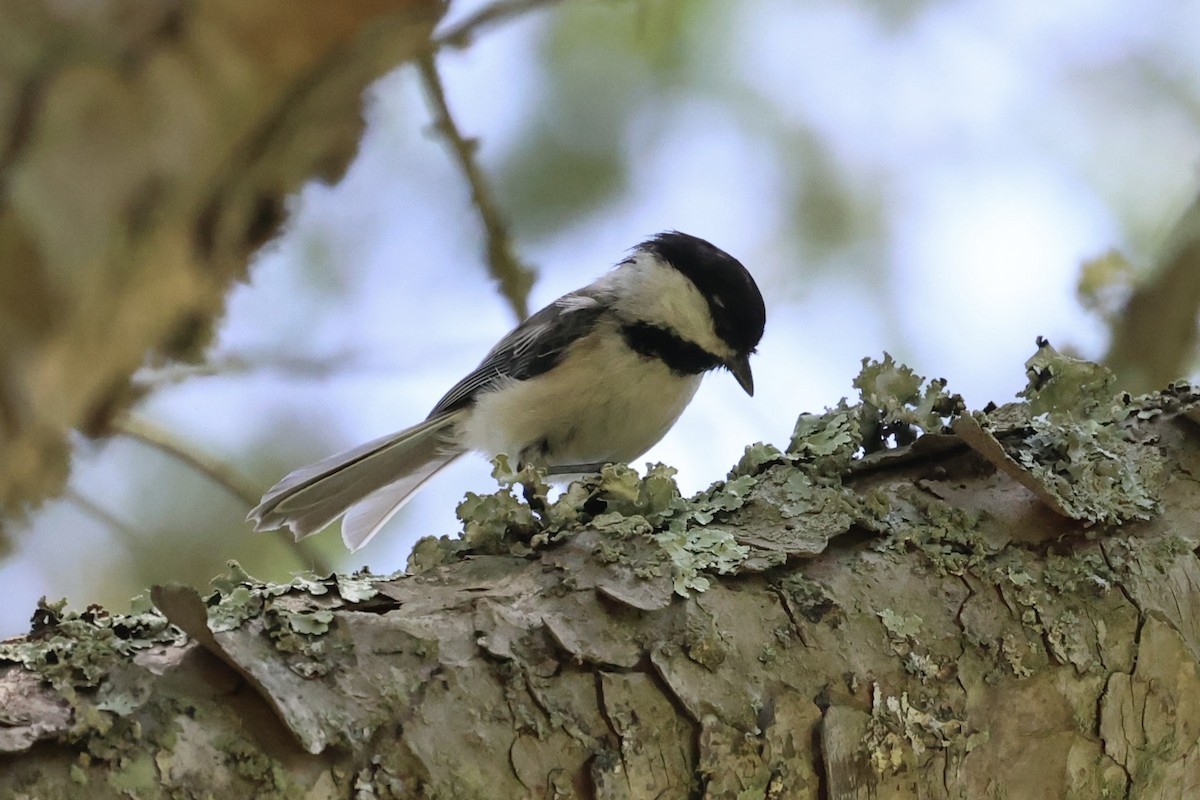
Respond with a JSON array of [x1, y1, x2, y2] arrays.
[[457, 336, 703, 466]]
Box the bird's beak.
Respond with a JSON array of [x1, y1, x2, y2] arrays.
[[726, 353, 755, 396]]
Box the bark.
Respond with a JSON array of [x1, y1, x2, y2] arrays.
[[0, 0, 443, 534], [2, 347, 1198, 799]]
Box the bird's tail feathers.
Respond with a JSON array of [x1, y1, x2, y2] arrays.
[[248, 412, 463, 544], [339, 457, 452, 551]]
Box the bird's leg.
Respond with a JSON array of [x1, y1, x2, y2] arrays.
[[520, 480, 547, 514], [513, 449, 551, 514]]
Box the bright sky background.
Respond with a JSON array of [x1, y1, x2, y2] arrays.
[[2, 0, 1198, 636]]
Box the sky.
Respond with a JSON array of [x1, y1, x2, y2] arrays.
[[2, 0, 1198, 637]]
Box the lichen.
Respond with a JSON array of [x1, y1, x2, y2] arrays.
[[869, 486, 988, 576], [1020, 340, 1118, 419], [878, 610, 923, 640], [730, 441, 787, 478], [653, 525, 750, 596], [1014, 416, 1163, 525], [975, 338, 1168, 526], [788, 403, 861, 472], [1043, 551, 1117, 595], [0, 596, 180, 693], [204, 561, 390, 634], [335, 571, 382, 603], [864, 685, 984, 775], [416, 457, 755, 595], [420, 345, 1173, 611], [853, 353, 964, 453]]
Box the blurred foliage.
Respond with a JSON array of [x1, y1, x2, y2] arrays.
[[1103, 194, 1200, 392], [1077, 249, 1135, 327], [499, 0, 891, 284], [497, 1, 709, 234]]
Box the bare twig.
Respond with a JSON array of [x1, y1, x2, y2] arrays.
[[116, 417, 261, 507], [131, 350, 365, 390], [435, 0, 563, 50], [114, 416, 334, 574], [64, 488, 142, 549], [416, 52, 536, 322]]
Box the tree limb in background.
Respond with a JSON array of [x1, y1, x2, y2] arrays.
[[63, 489, 143, 550], [1106, 192, 1200, 392], [417, 52, 537, 322], [0, 1, 446, 544], [129, 350, 366, 390], [115, 416, 332, 575]]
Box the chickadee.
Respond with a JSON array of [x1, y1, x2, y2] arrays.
[[249, 231, 766, 551]]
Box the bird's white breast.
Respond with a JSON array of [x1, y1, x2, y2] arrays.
[[456, 323, 702, 467]]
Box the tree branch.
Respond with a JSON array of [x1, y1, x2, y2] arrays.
[[0, 0, 446, 537], [3, 350, 1196, 798], [115, 416, 333, 575], [416, 52, 537, 322]]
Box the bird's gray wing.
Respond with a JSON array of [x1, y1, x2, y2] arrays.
[[428, 292, 607, 417]]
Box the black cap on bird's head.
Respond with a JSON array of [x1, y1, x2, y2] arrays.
[[642, 231, 766, 395]]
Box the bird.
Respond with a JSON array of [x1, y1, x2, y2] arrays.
[[249, 231, 766, 551]]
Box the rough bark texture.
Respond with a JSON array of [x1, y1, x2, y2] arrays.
[[0, 0, 443, 532], [2, 348, 1198, 799]]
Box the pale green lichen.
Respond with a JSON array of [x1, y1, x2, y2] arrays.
[[416, 457, 753, 595], [853, 353, 964, 453], [693, 472, 757, 519], [730, 441, 786, 478], [415, 345, 1170, 608], [653, 525, 749, 596], [775, 469, 857, 525], [0, 595, 189, 777], [195, 565, 363, 679], [0, 597, 180, 692], [784, 357, 961, 522], [456, 487, 539, 547], [595, 462, 684, 521], [788, 404, 861, 471], [990, 339, 1167, 526], [280, 608, 335, 636], [865, 685, 984, 775], [1020, 340, 1118, 419], [406, 532, 470, 572], [408, 353, 970, 594], [878, 610, 923, 640], [104, 751, 158, 796], [1015, 416, 1163, 524], [869, 486, 988, 576], [1043, 551, 1117, 595], [335, 571, 381, 603], [409, 354, 964, 593]]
